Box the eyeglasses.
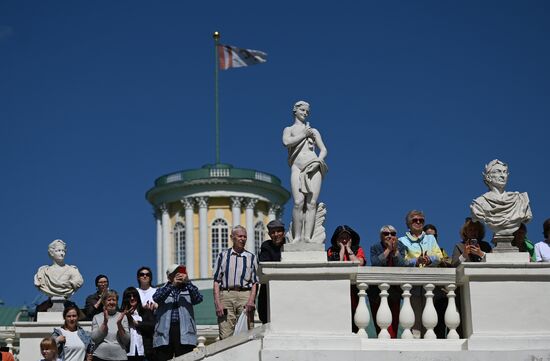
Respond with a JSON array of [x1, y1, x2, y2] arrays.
[[411, 218, 425, 224], [138, 272, 151, 277], [381, 231, 397, 236]]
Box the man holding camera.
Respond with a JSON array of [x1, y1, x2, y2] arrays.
[[153, 264, 203, 360]]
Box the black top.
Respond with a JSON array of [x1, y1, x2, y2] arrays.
[[83, 292, 103, 321], [257, 238, 284, 324], [259, 239, 284, 262]]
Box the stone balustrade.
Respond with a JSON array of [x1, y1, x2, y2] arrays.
[[353, 267, 460, 339]]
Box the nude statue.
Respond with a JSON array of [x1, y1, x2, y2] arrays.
[[34, 239, 84, 297], [470, 159, 532, 236], [283, 101, 328, 243]]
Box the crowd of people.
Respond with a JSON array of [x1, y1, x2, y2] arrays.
[[39, 214, 550, 361]]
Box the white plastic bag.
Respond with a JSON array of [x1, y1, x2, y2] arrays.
[[233, 311, 249, 335]]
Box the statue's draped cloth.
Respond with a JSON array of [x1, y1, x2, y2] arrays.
[[34, 264, 84, 297], [471, 191, 532, 235], [288, 137, 328, 196]]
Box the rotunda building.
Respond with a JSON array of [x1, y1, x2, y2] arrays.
[[146, 163, 290, 282]]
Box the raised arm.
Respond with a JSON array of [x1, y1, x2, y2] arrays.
[[282, 126, 308, 147]]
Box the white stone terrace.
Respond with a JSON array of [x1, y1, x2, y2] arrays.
[[180, 255, 550, 361]]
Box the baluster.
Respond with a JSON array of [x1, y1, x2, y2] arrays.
[[399, 283, 414, 339], [444, 283, 460, 339], [422, 283, 438, 339], [197, 335, 206, 349], [376, 283, 392, 339], [354, 282, 370, 337]]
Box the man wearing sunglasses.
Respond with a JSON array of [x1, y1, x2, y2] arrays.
[[137, 266, 157, 311]]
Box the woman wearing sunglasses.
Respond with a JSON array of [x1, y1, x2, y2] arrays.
[[136, 267, 157, 311], [369, 225, 407, 338], [398, 210, 443, 338]]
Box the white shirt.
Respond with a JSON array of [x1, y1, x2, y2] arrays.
[[138, 286, 157, 307], [127, 310, 144, 356], [60, 328, 86, 361], [534, 241, 550, 262]]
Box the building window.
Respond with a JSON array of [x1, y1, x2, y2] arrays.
[[211, 218, 229, 268], [254, 221, 265, 254], [174, 222, 185, 265]]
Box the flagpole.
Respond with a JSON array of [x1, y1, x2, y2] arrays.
[[213, 31, 220, 165]]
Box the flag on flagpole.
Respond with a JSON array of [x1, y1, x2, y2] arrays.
[[217, 44, 267, 70]]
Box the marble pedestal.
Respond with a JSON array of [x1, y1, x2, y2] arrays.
[[281, 243, 326, 262], [260, 257, 357, 334], [457, 262, 550, 350]]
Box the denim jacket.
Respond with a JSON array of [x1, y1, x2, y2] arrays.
[[52, 326, 93, 361], [152, 282, 203, 348]]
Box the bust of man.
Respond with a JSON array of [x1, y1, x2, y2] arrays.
[[34, 239, 84, 297], [470, 159, 532, 236]]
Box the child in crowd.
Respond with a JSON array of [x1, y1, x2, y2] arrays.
[[39, 337, 60, 361]]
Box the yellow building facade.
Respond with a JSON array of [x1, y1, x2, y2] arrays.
[[146, 163, 290, 282]]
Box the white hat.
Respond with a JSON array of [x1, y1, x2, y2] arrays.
[[166, 264, 180, 275]]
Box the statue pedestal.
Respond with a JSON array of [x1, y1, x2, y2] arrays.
[[492, 235, 516, 253], [485, 252, 529, 263], [457, 262, 550, 350], [36, 311, 63, 323], [281, 243, 326, 262], [260, 261, 356, 334]]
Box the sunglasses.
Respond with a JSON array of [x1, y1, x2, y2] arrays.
[[411, 218, 425, 224], [382, 231, 397, 236], [138, 272, 151, 277]]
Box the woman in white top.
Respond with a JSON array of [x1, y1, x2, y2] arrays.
[[534, 218, 550, 262], [136, 267, 157, 311], [121, 287, 155, 361], [53, 303, 93, 361]]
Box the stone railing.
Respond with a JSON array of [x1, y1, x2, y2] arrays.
[[353, 267, 460, 339]]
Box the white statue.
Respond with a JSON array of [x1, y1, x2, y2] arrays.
[[34, 239, 84, 297], [470, 159, 532, 236], [283, 101, 328, 243]]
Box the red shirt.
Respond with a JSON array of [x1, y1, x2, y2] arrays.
[[327, 246, 366, 265]]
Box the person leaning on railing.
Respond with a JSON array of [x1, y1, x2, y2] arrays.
[[398, 210, 443, 338], [534, 218, 550, 262], [512, 223, 536, 262], [369, 225, 407, 338], [451, 218, 492, 267], [327, 225, 366, 333]]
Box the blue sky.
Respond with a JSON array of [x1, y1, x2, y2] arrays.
[[1, 1, 549, 308]]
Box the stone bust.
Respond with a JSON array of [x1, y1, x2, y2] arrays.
[[470, 159, 532, 236], [34, 239, 84, 297]]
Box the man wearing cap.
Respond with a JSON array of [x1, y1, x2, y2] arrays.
[[213, 225, 259, 339], [153, 264, 203, 360], [257, 220, 286, 323]]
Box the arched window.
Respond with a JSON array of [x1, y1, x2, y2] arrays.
[[211, 218, 229, 268], [173, 222, 185, 265], [254, 221, 265, 255]]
